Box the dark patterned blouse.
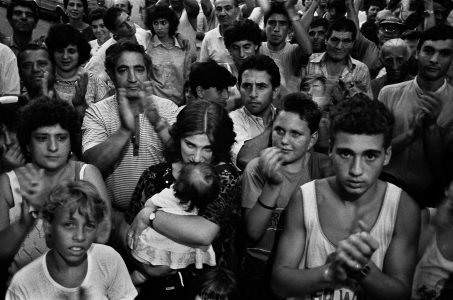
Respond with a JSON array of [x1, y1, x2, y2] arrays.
[[126, 162, 241, 268]]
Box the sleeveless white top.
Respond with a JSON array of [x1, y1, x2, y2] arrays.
[[290, 180, 401, 300]]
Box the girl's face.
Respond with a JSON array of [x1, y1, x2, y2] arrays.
[[66, 0, 85, 20], [307, 79, 326, 98], [180, 134, 213, 164], [54, 45, 79, 74], [29, 124, 71, 172], [91, 19, 111, 44], [152, 18, 170, 39]]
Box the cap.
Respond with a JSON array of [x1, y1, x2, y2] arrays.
[[378, 16, 403, 27]]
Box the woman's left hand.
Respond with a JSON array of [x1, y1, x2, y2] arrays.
[[127, 206, 155, 250]]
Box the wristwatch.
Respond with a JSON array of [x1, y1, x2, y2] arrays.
[[355, 264, 371, 281], [149, 211, 156, 228]]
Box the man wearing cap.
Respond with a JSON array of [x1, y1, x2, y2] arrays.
[[346, 0, 404, 78]]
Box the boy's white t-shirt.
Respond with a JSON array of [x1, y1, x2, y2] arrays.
[[6, 244, 138, 300]]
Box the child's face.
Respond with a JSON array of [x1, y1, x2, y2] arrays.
[[47, 205, 98, 266]]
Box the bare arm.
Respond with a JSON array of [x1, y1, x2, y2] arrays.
[[423, 0, 436, 30], [360, 192, 420, 299], [300, 0, 318, 29], [83, 164, 112, 244], [241, 0, 256, 18], [201, 0, 213, 17], [423, 121, 444, 180], [286, 0, 312, 58], [272, 189, 332, 297], [184, 0, 200, 30], [346, 0, 364, 41]]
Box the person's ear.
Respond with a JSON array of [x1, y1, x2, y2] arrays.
[[43, 219, 53, 247], [272, 86, 281, 99], [195, 86, 204, 99], [383, 146, 392, 166], [308, 131, 319, 151]]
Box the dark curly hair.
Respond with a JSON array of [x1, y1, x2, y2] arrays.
[[17, 97, 80, 160], [43, 180, 106, 224], [264, 2, 289, 26], [329, 94, 394, 148], [326, 18, 357, 41], [7, 0, 39, 23], [238, 54, 281, 89], [278, 93, 322, 134], [45, 24, 91, 67], [88, 7, 107, 24], [166, 101, 236, 164], [145, 4, 179, 37], [224, 19, 264, 50]]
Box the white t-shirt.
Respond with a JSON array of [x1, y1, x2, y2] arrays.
[[6, 244, 137, 300]]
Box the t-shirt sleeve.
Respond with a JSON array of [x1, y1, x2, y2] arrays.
[[81, 104, 109, 153], [5, 285, 27, 300], [199, 34, 210, 62], [241, 158, 265, 209], [103, 247, 138, 300]]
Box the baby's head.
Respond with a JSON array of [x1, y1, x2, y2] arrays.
[[190, 267, 238, 300], [174, 162, 220, 212], [43, 180, 106, 255]]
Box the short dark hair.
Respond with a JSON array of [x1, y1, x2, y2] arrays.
[[329, 94, 394, 148], [17, 97, 80, 158], [43, 180, 106, 224], [104, 6, 124, 31], [367, 0, 385, 10], [238, 54, 280, 89], [309, 16, 329, 30], [326, 18, 358, 40], [278, 93, 322, 134], [105, 41, 152, 83], [88, 7, 107, 24], [327, 0, 347, 17], [174, 162, 220, 212], [417, 25, 453, 50], [7, 0, 39, 22], [167, 101, 236, 164], [45, 24, 91, 66], [400, 30, 422, 41], [189, 267, 238, 300], [189, 61, 237, 95], [264, 2, 289, 26], [63, 0, 88, 12], [0, 98, 28, 131], [145, 4, 179, 37], [224, 19, 264, 50]]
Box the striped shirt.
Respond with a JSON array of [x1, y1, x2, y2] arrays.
[[82, 95, 179, 211]]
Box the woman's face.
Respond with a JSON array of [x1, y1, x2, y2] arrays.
[[54, 45, 79, 74], [29, 124, 71, 171], [66, 0, 85, 20], [180, 134, 213, 164], [152, 18, 170, 39]]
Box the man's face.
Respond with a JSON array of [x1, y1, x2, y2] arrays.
[[9, 5, 37, 34], [309, 25, 327, 53], [19, 49, 54, 92], [326, 30, 354, 62], [113, 51, 149, 99], [417, 39, 453, 82], [265, 13, 289, 47], [114, 0, 131, 15], [240, 69, 276, 117], [367, 5, 380, 21], [381, 46, 409, 82], [433, 2, 447, 26], [330, 132, 391, 197], [214, 0, 239, 27], [228, 40, 258, 67], [272, 111, 317, 165], [113, 12, 136, 39], [198, 86, 229, 106], [377, 24, 402, 46]]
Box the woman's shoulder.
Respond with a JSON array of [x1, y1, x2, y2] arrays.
[[141, 162, 173, 177], [214, 162, 240, 178]]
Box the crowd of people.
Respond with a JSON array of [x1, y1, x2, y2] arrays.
[[0, 0, 453, 299]]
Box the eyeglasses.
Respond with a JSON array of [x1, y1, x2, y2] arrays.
[[379, 25, 401, 33]]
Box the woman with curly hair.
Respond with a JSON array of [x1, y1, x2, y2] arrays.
[[45, 24, 109, 106], [0, 97, 111, 281]]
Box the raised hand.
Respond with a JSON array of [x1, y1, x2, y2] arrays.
[[117, 88, 136, 133], [259, 147, 284, 185], [418, 92, 443, 122], [1, 143, 25, 171], [14, 163, 48, 210], [72, 70, 89, 108], [140, 82, 161, 126], [127, 206, 155, 250]]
